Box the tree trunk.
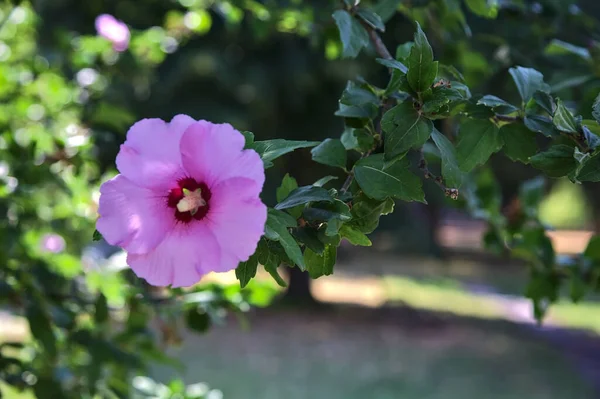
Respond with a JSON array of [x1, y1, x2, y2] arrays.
[[281, 266, 318, 306]]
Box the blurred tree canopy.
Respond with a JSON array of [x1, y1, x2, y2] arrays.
[[2, 0, 600, 397]]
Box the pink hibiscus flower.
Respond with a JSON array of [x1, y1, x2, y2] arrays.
[[96, 115, 267, 287], [95, 14, 130, 52]]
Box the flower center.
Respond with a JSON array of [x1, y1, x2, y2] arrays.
[[176, 188, 206, 215], [167, 177, 212, 223]]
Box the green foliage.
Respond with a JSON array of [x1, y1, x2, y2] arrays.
[[311, 139, 348, 170], [382, 101, 433, 160], [456, 119, 502, 172], [407, 23, 438, 95], [332, 10, 369, 58]]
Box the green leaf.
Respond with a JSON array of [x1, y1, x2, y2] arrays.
[[94, 293, 109, 325], [456, 119, 502, 172], [304, 245, 337, 279], [254, 239, 288, 287], [553, 99, 579, 134], [339, 224, 372, 246], [545, 39, 591, 61], [276, 174, 298, 203], [275, 186, 334, 210], [422, 87, 465, 115], [464, 0, 498, 18], [376, 58, 408, 73], [356, 9, 385, 31], [26, 299, 57, 360], [186, 308, 211, 333], [242, 131, 255, 148], [396, 42, 414, 62], [251, 140, 320, 166], [584, 235, 600, 261], [235, 254, 258, 288], [532, 91, 555, 115], [372, 0, 403, 23], [340, 81, 379, 106], [355, 154, 425, 202], [264, 209, 304, 269], [500, 123, 537, 164], [313, 176, 338, 187], [311, 139, 347, 169], [341, 128, 374, 152], [381, 101, 433, 160], [92, 229, 102, 241], [264, 264, 287, 287], [477, 95, 519, 115], [332, 10, 370, 58], [577, 153, 600, 182], [583, 125, 600, 151], [348, 193, 395, 234], [593, 93, 600, 124], [530, 145, 577, 178], [524, 115, 555, 137], [431, 129, 463, 187], [302, 200, 352, 223], [292, 227, 325, 255], [407, 22, 438, 93], [509, 66, 550, 103]]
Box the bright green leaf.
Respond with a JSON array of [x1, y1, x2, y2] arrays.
[[276, 174, 299, 203], [339, 224, 372, 246], [304, 245, 337, 279]]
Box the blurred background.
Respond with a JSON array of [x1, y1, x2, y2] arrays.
[[2, 0, 600, 398]]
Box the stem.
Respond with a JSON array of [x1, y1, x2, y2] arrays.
[[418, 150, 459, 200], [365, 26, 393, 60]]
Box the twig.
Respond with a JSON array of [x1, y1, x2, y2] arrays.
[[418, 150, 459, 200], [365, 26, 393, 60]]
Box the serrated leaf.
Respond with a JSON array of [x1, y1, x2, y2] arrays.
[[356, 9, 385, 31], [477, 95, 519, 115], [251, 140, 320, 166], [456, 119, 503, 172], [332, 10, 370, 58], [381, 101, 433, 160], [264, 209, 304, 269], [304, 245, 337, 279], [292, 227, 325, 255], [524, 115, 555, 137], [235, 254, 258, 288], [553, 99, 579, 134], [407, 22, 438, 93], [509, 66, 550, 103], [348, 193, 395, 234], [275, 186, 334, 210], [376, 58, 407, 73], [500, 123, 537, 164], [311, 139, 347, 169], [593, 93, 600, 124], [431, 129, 463, 187], [464, 0, 498, 18], [354, 154, 425, 202], [530, 145, 577, 178], [341, 128, 375, 152], [339, 224, 372, 246]]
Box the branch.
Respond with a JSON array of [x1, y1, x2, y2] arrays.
[[418, 150, 459, 200], [365, 26, 393, 60]]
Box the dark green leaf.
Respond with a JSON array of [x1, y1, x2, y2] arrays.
[[304, 245, 337, 279], [340, 81, 379, 106], [584, 235, 600, 261], [339, 224, 372, 246], [355, 154, 425, 202], [348, 193, 395, 234], [524, 115, 555, 137], [356, 9, 385, 31], [465, 0, 499, 18], [530, 145, 577, 178], [500, 123, 537, 163], [532, 91, 555, 115], [407, 22, 438, 93], [311, 139, 347, 169], [275, 186, 333, 210], [593, 93, 600, 124], [92, 229, 102, 241], [577, 153, 600, 182], [431, 129, 463, 187], [335, 103, 378, 119], [264, 209, 304, 269], [236, 254, 258, 288], [242, 131, 255, 148], [251, 140, 320, 166], [94, 293, 109, 325], [313, 176, 338, 187], [553, 99, 579, 134], [26, 299, 57, 359], [376, 58, 407, 73], [381, 101, 433, 160], [372, 0, 403, 23], [385, 70, 413, 96], [332, 10, 370, 58], [477, 95, 519, 115], [292, 227, 326, 255], [341, 128, 374, 152], [422, 87, 465, 115], [264, 264, 287, 287], [509, 66, 550, 103], [456, 119, 502, 172], [186, 308, 211, 333], [302, 200, 352, 223]]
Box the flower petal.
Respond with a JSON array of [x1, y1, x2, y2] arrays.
[[179, 121, 265, 194], [207, 178, 267, 262], [126, 223, 222, 287], [116, 114, 196, 190], [96, 175, 173, 254]]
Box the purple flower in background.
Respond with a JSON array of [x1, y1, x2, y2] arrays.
[[95, 14, 130, 52], [40, 233, 66, 254]]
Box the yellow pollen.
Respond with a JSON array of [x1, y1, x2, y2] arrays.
[[176, 188, 206, 215]]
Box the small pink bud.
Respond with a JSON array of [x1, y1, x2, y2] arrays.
[[40, 233, 66, 254], [95, 14, 130, 52]]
